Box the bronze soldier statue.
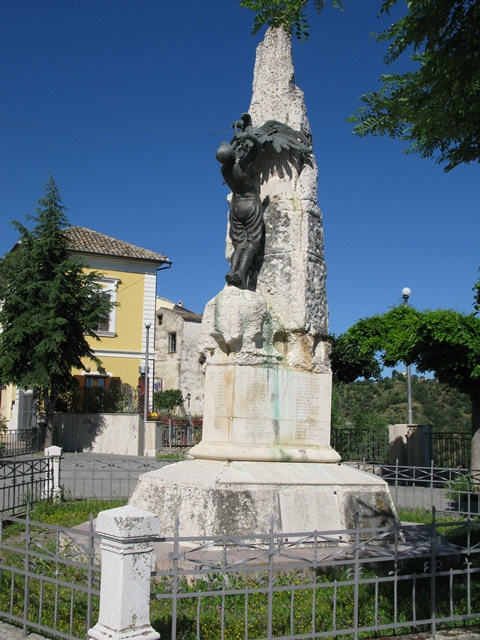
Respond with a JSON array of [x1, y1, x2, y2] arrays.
[[216, 113, 311, 290]]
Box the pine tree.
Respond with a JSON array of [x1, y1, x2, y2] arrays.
[[0, 177, 113, 447]]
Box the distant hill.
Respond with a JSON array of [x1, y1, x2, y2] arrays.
[[332, 373, 471, 433]]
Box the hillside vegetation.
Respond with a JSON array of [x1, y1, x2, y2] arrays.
[[332, 373, 472, 433]]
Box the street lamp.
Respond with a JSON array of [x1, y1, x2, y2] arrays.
[[402, 287, 413, 424], [143, 321, 151, 426], [185, 392, 192, 444]]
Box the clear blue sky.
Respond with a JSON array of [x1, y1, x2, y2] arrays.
[[1, 0, 479, 336]]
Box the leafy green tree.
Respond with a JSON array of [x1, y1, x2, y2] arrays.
[[333, 376, 471, 434], [474, 269, 480, 314], [153, 389, 184, 414], [0, 178, 113, 448], [328, 333, 381, 383], [239, 0, 340, 42], [348, 0, 480, 171], [240, 0, 480, 171], [331, 297, 480, 469]]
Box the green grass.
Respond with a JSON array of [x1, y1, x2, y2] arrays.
[[397, 507, 466, 524], [155, 451, 187, 460], [149, 568, 480, 640], [2, 496, 127, 541], [27, 496, 128, 526]]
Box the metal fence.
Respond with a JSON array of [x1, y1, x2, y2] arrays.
[[156, 420, 203, 451], [3, 453, 480, 519], [0, 455, 53, 516], [58, 453, 180, 500], [332, 428, 472, 468], [347, 461, 480, 517], [429, 431, 471, 468], [0, 429, 41, 458], [2, 507, 480, 640], [331, 428, 390, 463], [150, 512, 480, 640], [0, 511, 100, 640], [59, 385, 139, 414]]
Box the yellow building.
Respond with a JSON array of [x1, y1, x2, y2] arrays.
[[1, 226, 170, 428]]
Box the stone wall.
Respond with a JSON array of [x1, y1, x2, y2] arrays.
[[180, 319, 204, 415], [155, 308, 183, 391], [54, 413, 143, 455], [388, 423, 433, 466], [155, 306, 204, 416]]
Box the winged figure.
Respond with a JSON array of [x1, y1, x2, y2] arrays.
[[216, 113, 311, 291], [232, 112, 311, 156]]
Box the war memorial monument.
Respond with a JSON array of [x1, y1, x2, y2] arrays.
[[130, 27, 396, 536]]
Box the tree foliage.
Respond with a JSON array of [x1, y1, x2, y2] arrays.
[[0, 177, 113, 446], [348, 0, 480, 171], [330, 277, 480, 468], [239, 0, 328, 42], [328, 333, 381, 383], [333, 376, 472, 433], [153, 389, 184, 414], [474, 269, 480, 314], [332, 305, 480, 402], [240, 0, 480, 170]]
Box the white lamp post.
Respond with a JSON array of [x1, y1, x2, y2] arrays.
[[401, 287, 413, 424], [143, 321, 151, 426]]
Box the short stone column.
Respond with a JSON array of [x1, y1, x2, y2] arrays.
[[44, 445, 62, 499], [144, 420, 160, 457], [88, 506, 160, 640]]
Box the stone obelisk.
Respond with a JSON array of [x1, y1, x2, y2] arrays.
[[191, 28, 336, 463], [129, 29, 397, 537]]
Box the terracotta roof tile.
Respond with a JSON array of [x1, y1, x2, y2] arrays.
[[66, 226, 169, 263], [173, 305, 203, 322]]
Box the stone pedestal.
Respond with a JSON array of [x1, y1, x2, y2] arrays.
[[129, 459, 396, 538], [190, 363, 339, 463], [89, 506, 160, 640]]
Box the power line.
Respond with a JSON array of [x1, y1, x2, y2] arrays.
[[0, 122, 230, 134], [0, 129, 231, 154]]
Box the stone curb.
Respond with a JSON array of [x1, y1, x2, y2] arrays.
[[1, 620, 480, 640], [0, 621, 48, 640]]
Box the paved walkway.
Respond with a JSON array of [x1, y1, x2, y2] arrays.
[[0, 621, 51, 640], [57, 454, 458, 513]]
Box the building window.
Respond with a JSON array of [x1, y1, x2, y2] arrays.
[[168, 332, 177, 353], [97, 291, 112, 332], [158, 314, 163, 326], [96, 277, 119, 337], [85, 376, 107, 389]]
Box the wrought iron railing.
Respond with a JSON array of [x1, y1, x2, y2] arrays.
[[0, 455, 53, 515], [331, 428, 390, 463], [59, 385, 139, 414], [346, 461, 480, 517], [58, 453, 180, 500], [2, 507, 480, 640], [155, 419, 203, 450], [0, 511, 100, 640], [428, 431, 471, 468], [0, 428, 41, 458], [332, 428, 472, 468], [150, 512, 480, 640]]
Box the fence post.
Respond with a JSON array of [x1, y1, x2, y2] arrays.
[[44, 445, 62, 499], [88, 505, 160, 640]]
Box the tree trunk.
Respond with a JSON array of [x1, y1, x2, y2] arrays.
[[42, 389, 58, 450], [471, 397, 480, 474]]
